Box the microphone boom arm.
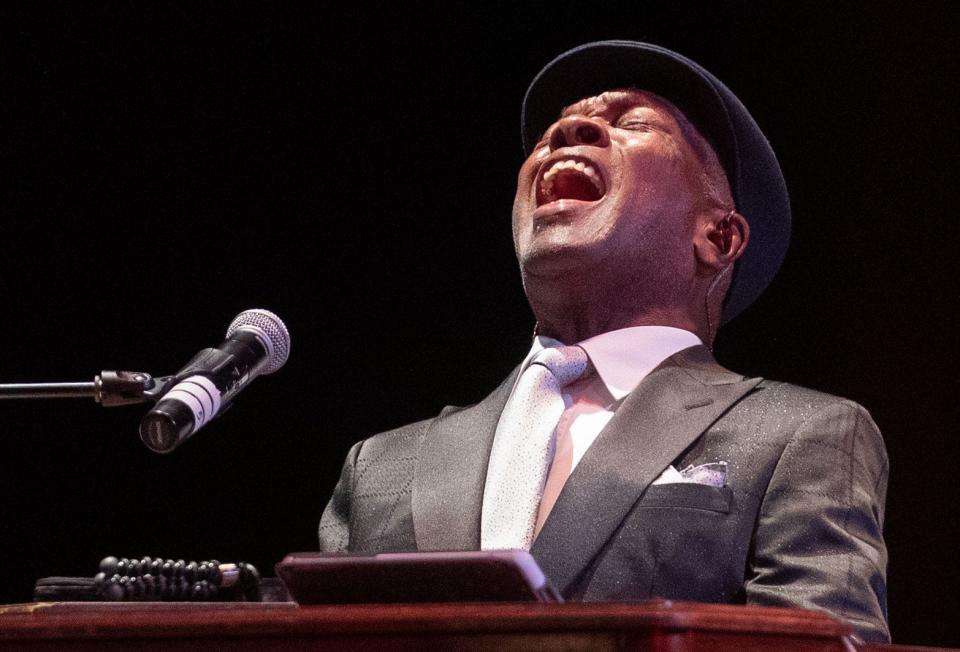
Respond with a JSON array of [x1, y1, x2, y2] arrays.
[[0, 371, 176, 407]]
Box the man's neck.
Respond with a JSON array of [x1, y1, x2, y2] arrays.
[[534, 302, 701, 345], [522, 266, 711, 345]]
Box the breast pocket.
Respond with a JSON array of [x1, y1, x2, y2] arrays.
[[619, 483, 737, 602], [635, 483, 732, 513]]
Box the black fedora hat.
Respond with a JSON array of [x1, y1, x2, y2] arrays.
[[521, 40, 790, 325]]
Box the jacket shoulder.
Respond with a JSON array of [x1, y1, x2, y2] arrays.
[[354, 403, 464, 459], [359, 416, 432, 450], [742, 378, 888, 471], [750, 378, 881, 430], [754, 377, 862, 406]]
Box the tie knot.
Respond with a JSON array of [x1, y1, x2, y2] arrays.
[[531, 345, 589, 387]]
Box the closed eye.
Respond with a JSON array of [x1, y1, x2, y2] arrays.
[[616, 119, 652, 130]]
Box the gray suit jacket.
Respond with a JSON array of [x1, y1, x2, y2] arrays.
[[319, 346, 889, 642]]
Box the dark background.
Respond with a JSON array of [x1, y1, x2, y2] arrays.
[[2, 1, 956, 645]]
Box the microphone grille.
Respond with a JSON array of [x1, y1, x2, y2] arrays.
[[226, 309, 291, 374]]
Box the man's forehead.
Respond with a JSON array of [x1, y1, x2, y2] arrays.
[[560, 89, 676, 118]]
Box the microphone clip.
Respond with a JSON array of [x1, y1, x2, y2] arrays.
[[94, 371, 176, 407]]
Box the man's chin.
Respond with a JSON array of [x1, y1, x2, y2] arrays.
[[519, 244, 596, 280]]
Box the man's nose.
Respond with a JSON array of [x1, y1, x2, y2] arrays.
[[548, 116, 610, 150]]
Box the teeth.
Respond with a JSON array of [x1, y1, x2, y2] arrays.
[[539, 158, 604, 203]]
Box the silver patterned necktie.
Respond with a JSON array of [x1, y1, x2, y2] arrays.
[[481, 345, 589, 550]]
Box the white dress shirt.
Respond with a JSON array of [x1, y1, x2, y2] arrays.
[[504, 326, 703, 537]]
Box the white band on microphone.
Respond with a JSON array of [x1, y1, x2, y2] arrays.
[[162, 375, 222, 434]]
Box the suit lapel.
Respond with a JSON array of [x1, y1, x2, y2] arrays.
[[530, 346, 762, 594], [412, 366, 519, 551]]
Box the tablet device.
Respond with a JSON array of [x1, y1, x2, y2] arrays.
[[276, 550, 562, 604]]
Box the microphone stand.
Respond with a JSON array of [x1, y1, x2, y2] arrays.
[[0, 371, 175, 406]]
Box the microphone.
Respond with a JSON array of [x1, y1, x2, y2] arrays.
[[139, 309, 290, 454]]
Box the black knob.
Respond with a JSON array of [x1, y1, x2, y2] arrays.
[[142, 574, 156, 598], [239, 563, 261, 585], [191, 582, 207, 601], [104, 582, 125, 601]]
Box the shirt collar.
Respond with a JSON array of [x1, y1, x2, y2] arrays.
[[521, 326, 703, 400]]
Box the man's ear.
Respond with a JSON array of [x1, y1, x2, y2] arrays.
[[695, 210, 750, 275]]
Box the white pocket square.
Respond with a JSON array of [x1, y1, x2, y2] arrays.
[[651, 462, 727, 488]]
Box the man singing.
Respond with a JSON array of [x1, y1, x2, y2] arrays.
[[319, 41, 889, 642]]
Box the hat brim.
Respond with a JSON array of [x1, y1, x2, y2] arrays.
[[521, 40, 790, 324]]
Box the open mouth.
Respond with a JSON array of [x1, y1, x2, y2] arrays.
[[536, 157, 606, 207]]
